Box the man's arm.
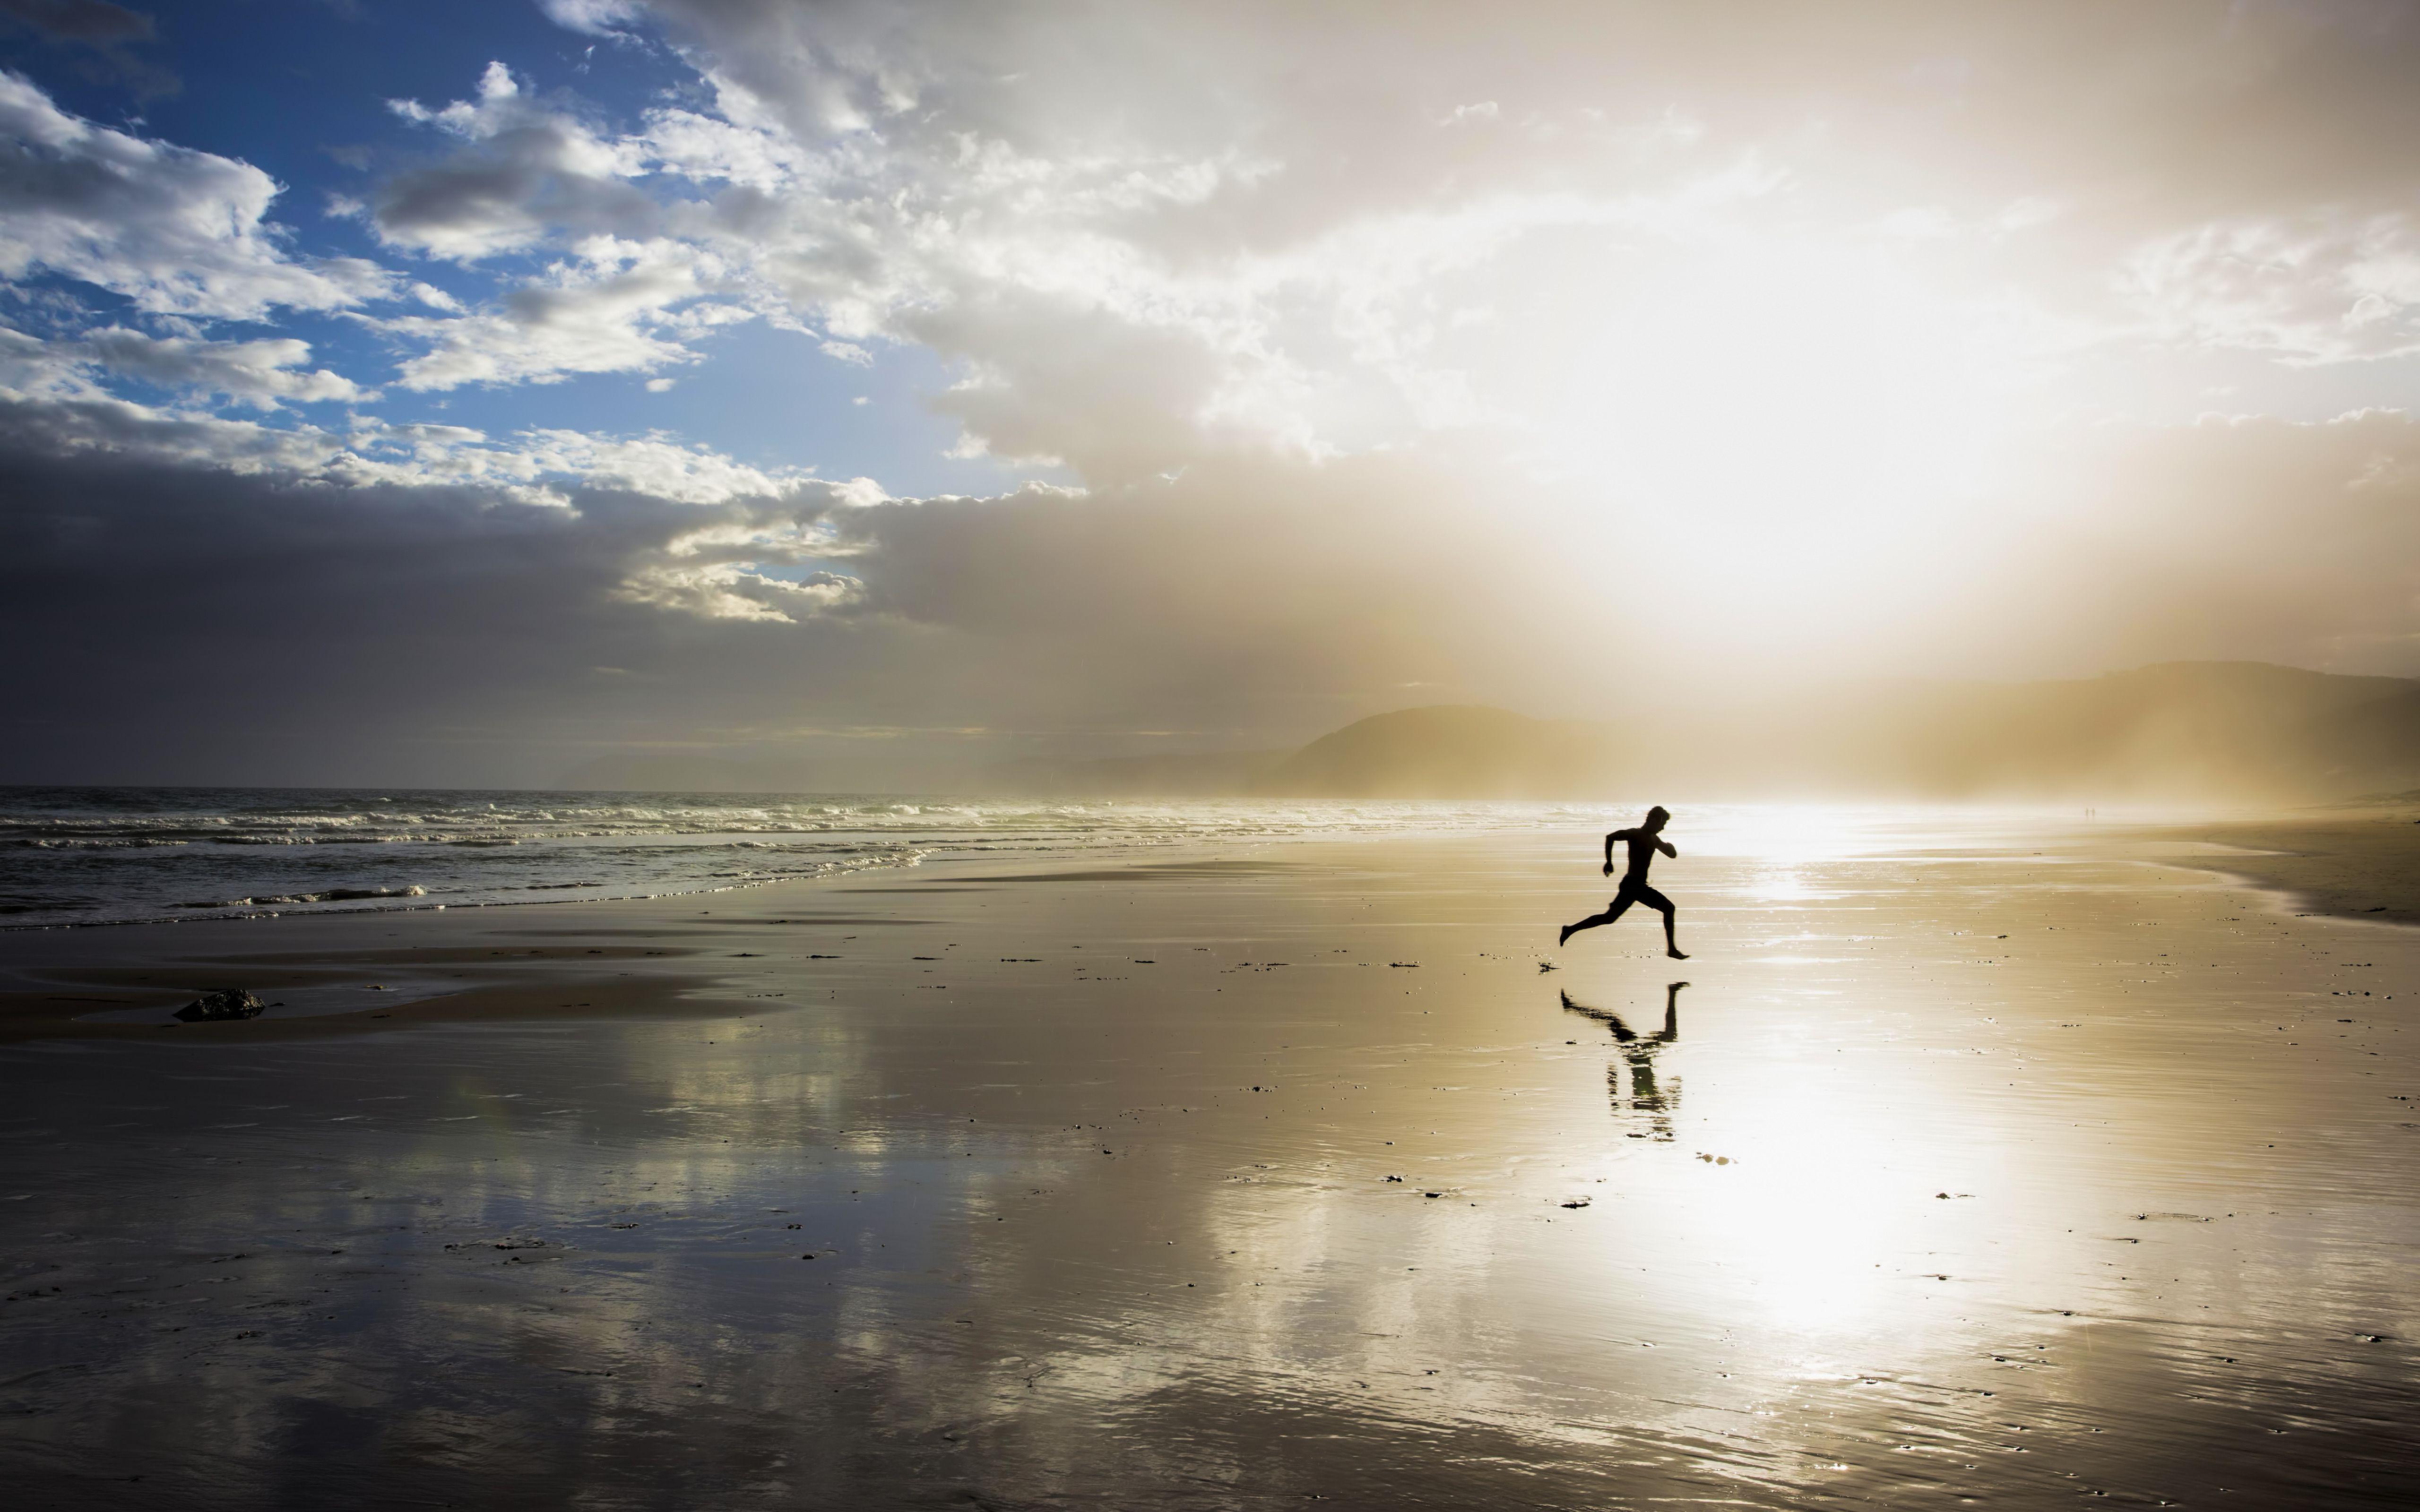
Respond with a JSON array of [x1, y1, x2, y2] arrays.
[[1603, 828, 1635, 875], [1657, 839, 1677, 858]]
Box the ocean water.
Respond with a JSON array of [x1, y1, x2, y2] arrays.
[[0, 785, 1703, 930]]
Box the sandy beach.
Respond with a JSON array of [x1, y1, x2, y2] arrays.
[[2153, 807, 2420, 927], [2, 812, 2414, 1508]]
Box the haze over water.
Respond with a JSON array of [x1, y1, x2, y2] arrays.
[[3, 810, 2407, 1507]]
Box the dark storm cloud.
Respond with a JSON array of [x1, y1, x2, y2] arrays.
[[0, 395, 879, 783], [0, 399, 1607, 785], [0, 0, 172, 97], [0, 434, 648, 782], [0, 0, 150, 43], [12, 388, 2420, 787]]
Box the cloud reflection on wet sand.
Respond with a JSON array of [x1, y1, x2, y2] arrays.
[[1, 817, 2414, 1507]]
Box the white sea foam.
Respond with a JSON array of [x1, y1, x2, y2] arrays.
[[4, 786, 1976, 929]]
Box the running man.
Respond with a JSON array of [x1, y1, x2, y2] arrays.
[[1559, 805, 1688, 958]]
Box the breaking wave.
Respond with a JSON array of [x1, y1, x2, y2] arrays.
[[0, 784, 1634, 929]]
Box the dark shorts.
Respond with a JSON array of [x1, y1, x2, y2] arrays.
[[1615, 877, 1673, 911]]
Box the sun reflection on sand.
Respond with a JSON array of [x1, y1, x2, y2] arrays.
[[1695, 1106, 1920, 1338], [1, 815, 2413, 1505]]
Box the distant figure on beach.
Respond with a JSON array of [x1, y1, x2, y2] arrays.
[[1560, 805, 1688, 958]]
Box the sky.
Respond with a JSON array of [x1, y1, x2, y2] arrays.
[[7, 0, 2420, 787]]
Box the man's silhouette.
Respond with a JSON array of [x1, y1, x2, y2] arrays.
[[1559, 805, 1687, 958]]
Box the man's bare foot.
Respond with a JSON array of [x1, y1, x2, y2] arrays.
[[1557, 924, 1574, 947], [1667, 947, 1689, 960]]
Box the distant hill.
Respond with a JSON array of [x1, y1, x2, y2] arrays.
[[1250, 706, 1626, 798], [2299, 686, 2420, 793], [1239, 663, 2420, 802]]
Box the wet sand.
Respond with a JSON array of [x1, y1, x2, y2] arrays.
[[2149, 806, 2420, 927], [2, 819, 2415, 1508]]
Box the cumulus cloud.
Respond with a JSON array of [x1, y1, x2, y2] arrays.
[[13, 3, 2420, 782], [377, 62, 657, 259], [2123, 214, 2420, 362], [484, 0, 2420, 480], [0, 71, 388, 318], [384, 237, 747, 390], [638, 106, 801, 192], [0, 319, 366, 421], [615, 560, 864, 622], [339, 39, 1411, 463], [0, 369, 825, 506], [70, 326, 365, 407], [507, 427, 865, 506], [535, 0, 642, 38], [367, 64, 798, 391]]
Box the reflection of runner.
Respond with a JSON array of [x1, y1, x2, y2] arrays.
[[1559, 805, 1688, 958], [1560, 982, 1685, 1141]]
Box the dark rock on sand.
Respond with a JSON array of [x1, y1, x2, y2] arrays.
[[173, 988, 265, 1022]]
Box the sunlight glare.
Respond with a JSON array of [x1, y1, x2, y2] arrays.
[[1535, 236, 2035, 632], [1698, 1078, 1916, 1336]]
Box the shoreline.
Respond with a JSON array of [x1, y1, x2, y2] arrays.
[[2135, 806, 2420, 928], [11, 804, 2420, 1048], [0, 854, 933, 935], [0, 838, 1350, 1044]]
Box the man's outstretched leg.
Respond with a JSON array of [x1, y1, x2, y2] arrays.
[[1560, 895, 1632, 947], [1626, 884, 1687, 959], [1654, 899, 1687, 960]]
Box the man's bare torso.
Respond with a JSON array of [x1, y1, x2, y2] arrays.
[[1616, 829, 1664, 885]]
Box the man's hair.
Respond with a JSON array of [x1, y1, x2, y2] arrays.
[[1645, 805, 1670, 824]]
